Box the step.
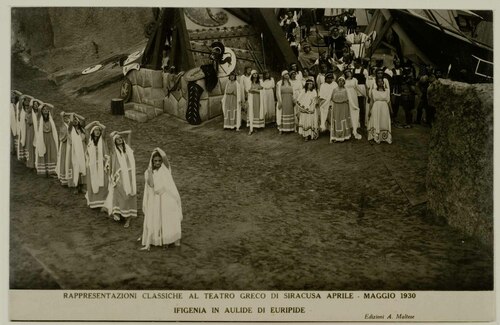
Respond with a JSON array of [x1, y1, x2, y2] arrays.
[[125, 110, 148, 123], [133, 103, 163, 119]]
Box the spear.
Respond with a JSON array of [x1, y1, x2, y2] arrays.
[[261, 33, 266, 70]]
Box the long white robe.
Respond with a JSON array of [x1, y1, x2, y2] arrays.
[[142, 158, 182, 247], [318, 81, 338, 131]]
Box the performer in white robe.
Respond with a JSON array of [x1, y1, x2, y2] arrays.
[[344, 69, 363, 139], [346, 26, 368, 58], [140, 148, 183, 250], [318, 72, 338, 132], [35, 103, 59, 177], [260, 71, 276, 123], [106, 130, 137, 228], [221, 71, 241, 130], [85, 122, 110, 210], [367, 78, 392, 144], [247, 70, 264, 135]]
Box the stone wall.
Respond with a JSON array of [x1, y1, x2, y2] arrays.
[[427, 79, 493, 245], [126, 69, 225, 122]]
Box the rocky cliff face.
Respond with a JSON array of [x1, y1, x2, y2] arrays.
[[12, 7, 154, 73], [427, 79, 493, 246]]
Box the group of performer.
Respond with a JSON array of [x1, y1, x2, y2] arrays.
[[10, 90, 183, 251], [221, 59, 401, 144]]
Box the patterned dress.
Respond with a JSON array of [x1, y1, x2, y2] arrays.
[[330, 87, 352, 142], [277, 81, 295, 132], [297, 90, 319, 139], [368, 88, 392, 144]]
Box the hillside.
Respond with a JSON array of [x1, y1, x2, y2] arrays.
[[11, 7, 153, 74]]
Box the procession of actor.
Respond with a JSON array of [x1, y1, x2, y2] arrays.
[[10, 91, 183, 251]]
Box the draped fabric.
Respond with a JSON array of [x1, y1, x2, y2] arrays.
[[70, 128, 86, 185], [87, 126, 105, 194], [318, 82, 338, 131], [221, 80, 241, 130], [330, 87, 352, 142], [297, 90, 319, 139], [105, 141, 137, 218], [142, 148, 183, 247], [276, 80, 295, 132], [35, 113, 59, 175], [247, 83, 264, 132], [368, 88, 392, 144]]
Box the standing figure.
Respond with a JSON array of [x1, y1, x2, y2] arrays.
[[367, 78, 392, 144], [35, 103, 59, 177], [141, 148, 183, 250], [221, 71, 241, 131], [352, 59, 368, 128], [318, 72, 338, 132], [56, 112, 72, 186], [247, 70, 264, 135], [10, 91, 20, 155], [107, 130, 137, 228], [290, 70, 303, 131], [400, 67, 416, 128], [391, 58, 404, 127], [260, 70, 276, 124], [276, 70, 295, 134], [297, 79, 319, 141], [240, 66, 253, 127], [17, 95, 31, 162], [24, 98, 39, 170], [85, 121, 110, 210], [344, 69, 363, 139], [67, 114, 87, 193], [330, 76, 352, 142]]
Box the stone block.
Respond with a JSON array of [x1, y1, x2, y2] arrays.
[[143, 69, 153, 88], [135, 69, 144, 87], [208, 95, 223, 119], [178, 97, 187, 118], [151, 70, 164, 88], [131, 85, 142, 103], [127, 70, 137, 85], [199, 98, 208, 121], [125, 109, 148, 123], [150, 88, 164, 99], [163, 95, 178, 116]]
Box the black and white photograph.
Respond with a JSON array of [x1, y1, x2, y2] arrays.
[[5, 2, 496, 322]]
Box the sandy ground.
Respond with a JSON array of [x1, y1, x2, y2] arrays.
[[10, 58, 493, 290]]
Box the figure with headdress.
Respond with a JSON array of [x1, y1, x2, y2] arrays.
[[35, 103, 59, 177], [276, 70, 295, 134], [343, 68, 363, 139], [247, 70, 264, 135], [329, 76, 352, 142], [297, 79, 319, 141], [289, 70, 303, 131], [298, 42, 317, 72], [221, 71, 241, 131], [84, 121, 110, 211], [260, 70, 276, 124], [367, 77, 392, 144], [23, 97, 38, 169], [56, 112, 72, 186], [17, 95, 31, 162], [106, 130, 137, 228], [10, 90, 22, 156], [318, 71, 338, 132], [140, 148, 183, 250], [67, 113, 87, 192]]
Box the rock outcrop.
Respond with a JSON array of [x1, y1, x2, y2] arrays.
[[427, 79, 493, 245]]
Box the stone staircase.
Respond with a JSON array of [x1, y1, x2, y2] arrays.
[[124, 68, 165, 122]]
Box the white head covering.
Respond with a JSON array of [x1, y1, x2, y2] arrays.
[[87, 125, 105, 193], [281, 70, 289, 77], [112, 132, 136, 196]]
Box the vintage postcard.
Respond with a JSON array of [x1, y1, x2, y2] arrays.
[[4, 0, 497, 323]]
